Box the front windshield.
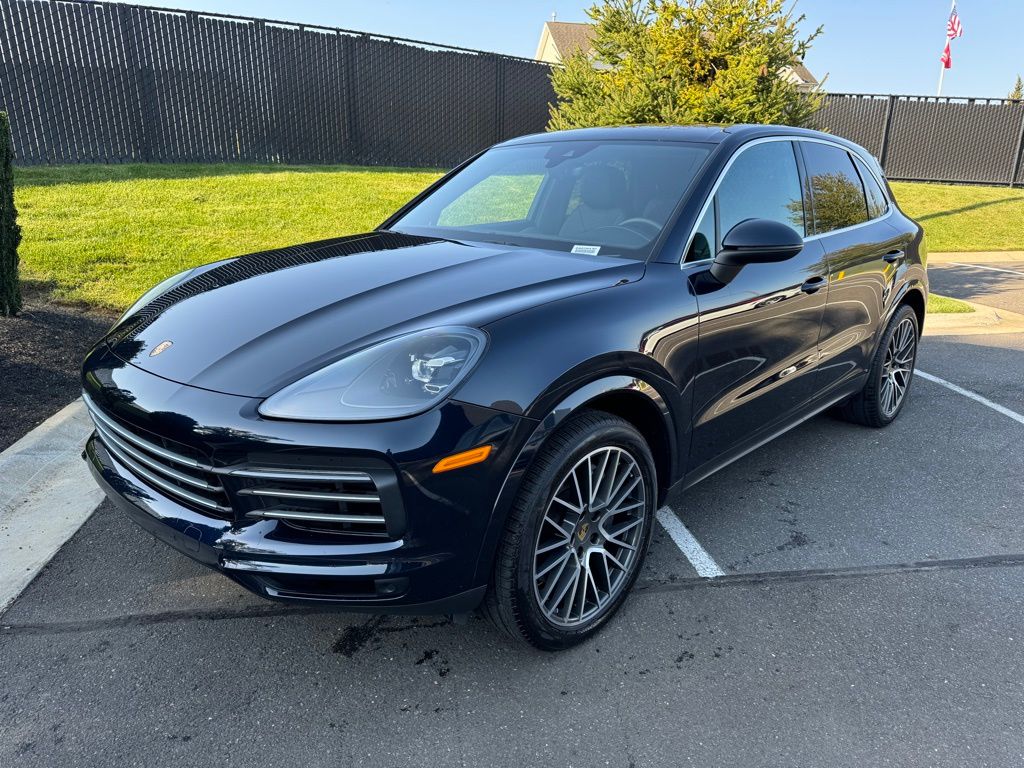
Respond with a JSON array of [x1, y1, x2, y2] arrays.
[[390, 140, 712, 260]]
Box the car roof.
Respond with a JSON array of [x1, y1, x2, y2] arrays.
[[497, 123, 856, 149]]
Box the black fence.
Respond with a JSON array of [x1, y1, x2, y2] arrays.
[[0, 0, 554, 167], [817, 93, 1024, 186], [2, 0, 1024, 186]]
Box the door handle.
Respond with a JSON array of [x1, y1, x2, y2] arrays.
[[883, 250, 905, 264], [800, 276, 826, 294]]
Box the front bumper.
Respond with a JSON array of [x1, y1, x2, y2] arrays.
[[82, 345, 535, 613]]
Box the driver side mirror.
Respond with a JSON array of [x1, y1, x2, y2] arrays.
[[710, 218, 804, 284]]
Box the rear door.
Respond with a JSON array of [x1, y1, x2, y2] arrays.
[[798, 141, 910, 396], [686, 139, 829, 479]]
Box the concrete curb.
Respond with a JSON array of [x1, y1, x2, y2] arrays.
[[0, 399, 103, 615], [930, 252, 1024, 264], [924, 300, 1024, 337]]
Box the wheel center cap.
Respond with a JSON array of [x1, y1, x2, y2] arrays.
[[576, 521, 590, 542]]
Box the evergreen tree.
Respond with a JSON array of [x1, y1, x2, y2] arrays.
[[549, 0, 823, 131], [1010, 75, 1023, 101], [0, 111, 22, 317]]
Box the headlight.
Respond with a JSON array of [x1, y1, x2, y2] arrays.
[[258, 327, 487, 422]]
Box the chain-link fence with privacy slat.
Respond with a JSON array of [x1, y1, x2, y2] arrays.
[[2, 0, 1024, 185], [816, 93, 1024, 186], [0, 0, 556, 168]]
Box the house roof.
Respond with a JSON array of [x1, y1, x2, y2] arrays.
[[543, 21, 595, 59], [787, 62, 818, 86]]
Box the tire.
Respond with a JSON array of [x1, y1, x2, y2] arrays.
[[484, 410, 657, 650], [838, 305, 919, 428]]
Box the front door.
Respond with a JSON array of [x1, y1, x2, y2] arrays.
[[685, 139, 828, 479]]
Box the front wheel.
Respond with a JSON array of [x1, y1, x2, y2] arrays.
[[484, 411, 656, 650], [838, 304, 919, 427]]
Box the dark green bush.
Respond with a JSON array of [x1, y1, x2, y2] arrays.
[[0, 110, 22, 316]]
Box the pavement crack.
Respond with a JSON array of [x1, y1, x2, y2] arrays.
[[637, 553, 1024, 592], [0, 603, 326, 637]]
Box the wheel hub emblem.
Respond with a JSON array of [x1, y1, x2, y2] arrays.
[[577, 521, 590, 541]]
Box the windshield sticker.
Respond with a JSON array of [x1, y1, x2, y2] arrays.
[[571, 244, 601, 255]]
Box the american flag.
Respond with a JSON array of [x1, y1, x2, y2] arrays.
[[946, 6, 963, 39], [941, 4, 963, 70]]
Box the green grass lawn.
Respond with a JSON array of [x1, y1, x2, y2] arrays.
[[889, 181, 1024, 253], [12, 164, 1024, 311], [927, 293, 974, 314], [14, 164, 443, 309]]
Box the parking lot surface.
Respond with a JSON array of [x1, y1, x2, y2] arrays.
[[3, 282, 1024, 766], [929, 260, 1024, 315]]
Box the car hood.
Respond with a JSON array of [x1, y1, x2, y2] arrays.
[[106, 231, 643, 398]]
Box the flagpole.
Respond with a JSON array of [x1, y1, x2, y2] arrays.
[[937, 0, 955, 96]]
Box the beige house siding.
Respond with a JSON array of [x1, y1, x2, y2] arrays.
[[534, 27, 561, 63]]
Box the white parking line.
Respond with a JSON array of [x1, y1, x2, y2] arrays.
[[656, 506, 725, 578], [654, 368, 1024, 579], [917, 370, 1024, 427], [950, 262, 1024, 278]]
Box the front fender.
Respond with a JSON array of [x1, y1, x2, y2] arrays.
[[469, 372, 681, 587]]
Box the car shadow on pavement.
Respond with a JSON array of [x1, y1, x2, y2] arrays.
[[929, 262, 1024, 305]]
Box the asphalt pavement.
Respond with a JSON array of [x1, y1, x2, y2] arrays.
[[3, 269, 1024, 767], [929, 258, 1024, 315]]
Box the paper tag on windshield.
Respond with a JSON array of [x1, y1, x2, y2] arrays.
[[571, 244, 601, 255]]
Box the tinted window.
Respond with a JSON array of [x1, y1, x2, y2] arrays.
[[393, 141, 711, 260], [852, 155, 889, 220], [801, 143, 869, 234], [717, 141, 805, 238], [686, 200, 715, 261]]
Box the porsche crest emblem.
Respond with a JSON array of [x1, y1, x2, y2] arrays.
[[149, 340, 174, 357]]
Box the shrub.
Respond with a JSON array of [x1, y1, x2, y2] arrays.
[[0, 110, 21, 316], [548, 0, 823, 131]]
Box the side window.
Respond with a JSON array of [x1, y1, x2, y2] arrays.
[[852, 155, 889, 220], [717, 141, 805, 239], [801, 143, 869, 234], [686, 200, 716, 261]]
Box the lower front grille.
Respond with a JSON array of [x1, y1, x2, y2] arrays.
[[85, 393, 401, 539], [232, 467, 389, 537], [84, 393, 233, 519]]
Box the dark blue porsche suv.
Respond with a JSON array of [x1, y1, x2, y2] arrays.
[[82, 125, 927, 649]]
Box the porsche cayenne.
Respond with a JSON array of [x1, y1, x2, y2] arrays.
[[82, 125, 927, 649]]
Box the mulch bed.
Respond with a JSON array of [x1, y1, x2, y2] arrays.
[[0, 286, 117, 452]]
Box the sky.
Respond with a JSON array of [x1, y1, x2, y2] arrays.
[[122, 0, 1024, 99]]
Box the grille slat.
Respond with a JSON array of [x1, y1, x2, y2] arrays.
[[245, 509, 387, 525], [228, 468, 373, 483], [237, 487, 381, 503]]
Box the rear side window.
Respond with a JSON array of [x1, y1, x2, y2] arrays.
[[852, 155, 889, 220], [801, 142, 869, 234], [717, 141, 805, 239]]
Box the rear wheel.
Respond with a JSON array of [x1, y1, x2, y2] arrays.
[[838, 305, 919, 427], [484, 411, 656, 650]]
